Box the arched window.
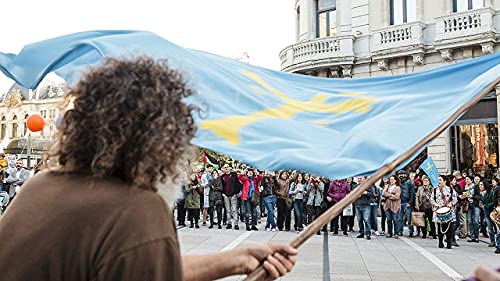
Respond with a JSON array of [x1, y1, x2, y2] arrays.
[[0, 116, 6, 139], [317, 0, 337, 38], [11, 116, 18, 138], [23, 114, 29, 136]]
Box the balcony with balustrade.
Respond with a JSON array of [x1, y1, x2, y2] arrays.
[[279, 36, 354, 74], [371, 21, 426, 69], [434, 7, 497, 59]]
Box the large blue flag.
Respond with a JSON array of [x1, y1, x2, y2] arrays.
[[419, 157, 440, 187], [0, 30, 499, 178]]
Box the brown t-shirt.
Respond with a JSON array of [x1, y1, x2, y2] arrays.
[[0, 171, 183, 281]]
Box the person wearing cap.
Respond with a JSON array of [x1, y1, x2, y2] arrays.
[[397, 170, 415, 237]]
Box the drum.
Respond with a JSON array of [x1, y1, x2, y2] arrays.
[[436, 207, 453, 224]]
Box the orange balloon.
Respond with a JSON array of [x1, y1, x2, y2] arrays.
[[27, 114, 45, 132]]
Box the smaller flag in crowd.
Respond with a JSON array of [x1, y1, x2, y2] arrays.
[[202, 152, 219, 169], [419, 157, 440, 187]]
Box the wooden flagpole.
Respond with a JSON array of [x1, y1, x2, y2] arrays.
[[243, 78, 500, 281]]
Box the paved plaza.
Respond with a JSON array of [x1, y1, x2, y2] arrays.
[[178, 226, 498, 281]]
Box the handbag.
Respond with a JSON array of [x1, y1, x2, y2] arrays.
[[411, 211, 426, 227], [320, 201, 327, 211], [342, 204, 353, 216], [251, 192, 260, 207], [462, 200, 469, 213]]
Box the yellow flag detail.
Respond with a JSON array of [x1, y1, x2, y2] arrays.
[[200, 71, 379, 145]]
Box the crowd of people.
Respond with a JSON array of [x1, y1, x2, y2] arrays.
[[176, 164, 500, 254], [0, 154, 32, 215]]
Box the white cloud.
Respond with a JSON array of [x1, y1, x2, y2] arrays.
[[0, 0, 295, 93]]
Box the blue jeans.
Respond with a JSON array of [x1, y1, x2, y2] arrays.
[[452, 206, 461, 240], [244, 200, 257, 226], [484, 210, 497, 244], [385, 209, 400, 236], [293, 199, 304, 230], [467, 206, 481, 239], [356, 206, 371, 236], [400, 203, 414, 235], [263, 195, 277, 229]]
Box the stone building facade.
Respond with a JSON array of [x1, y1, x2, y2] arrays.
[[280, 0, 500, 174], [0, 77, 63, 148]]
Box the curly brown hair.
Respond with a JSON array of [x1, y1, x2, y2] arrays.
[[47, 57, 198, 191]]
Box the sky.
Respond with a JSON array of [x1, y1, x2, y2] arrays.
[[0, 0, 296, 93]]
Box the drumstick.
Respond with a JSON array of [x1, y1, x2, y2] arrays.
[[242, 78, 500, 281]]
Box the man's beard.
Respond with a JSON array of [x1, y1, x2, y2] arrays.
[[157, 178, 183, 209], [155, 146, 196, 209]]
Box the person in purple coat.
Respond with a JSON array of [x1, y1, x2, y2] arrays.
[[326, 179, 351, 235]]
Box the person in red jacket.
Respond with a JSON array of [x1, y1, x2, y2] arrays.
[[238, 169, 263, 231]]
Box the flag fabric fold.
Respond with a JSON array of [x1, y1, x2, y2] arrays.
[[0, 30, 499, 178]]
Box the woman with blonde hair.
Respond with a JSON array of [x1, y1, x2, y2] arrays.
[[415, 175, 436, 239]]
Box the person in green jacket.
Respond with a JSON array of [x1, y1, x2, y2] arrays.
[[479, 180, 497, 247], [185, 173, 202, 228]]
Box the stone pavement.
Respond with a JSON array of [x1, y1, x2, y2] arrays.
[[177, 226, 499, 281]]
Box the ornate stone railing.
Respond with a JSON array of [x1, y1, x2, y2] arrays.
[[279, 36, 353, 71], [372, 21, 425, 53], [435, 7, 496, 42]]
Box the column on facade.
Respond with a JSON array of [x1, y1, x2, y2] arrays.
[[338, 0, 354, 60], [295, 1, 300, 42], [339, 0, 352, 35], [427, 131, 450, 174], [306, 0, 317, 40]]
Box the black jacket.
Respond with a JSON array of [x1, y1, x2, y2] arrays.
[[260, 175, 277, 197], [493, 185, 500, 207], [209, 177, 224, 206], [220, 172, 242, 197], [352, 183, 375, 207], [400, 178, 415, 207]]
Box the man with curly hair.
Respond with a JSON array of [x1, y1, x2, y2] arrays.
[[0, 57, 297, 281]]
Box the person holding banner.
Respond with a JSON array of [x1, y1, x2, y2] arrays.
[[0, 58, 296, 281]]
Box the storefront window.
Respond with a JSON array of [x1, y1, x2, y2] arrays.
[[450, 123, 498, 177]]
